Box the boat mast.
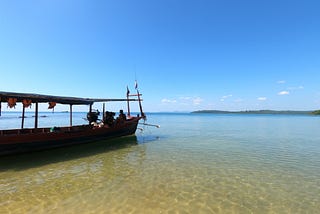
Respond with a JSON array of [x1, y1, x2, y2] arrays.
[[126, 86, 131, 117], [137, 89, 144, 118], [127, 81, 145, 118], [135, 81, 145, 118]]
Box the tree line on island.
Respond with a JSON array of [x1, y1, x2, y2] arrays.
[[192, 110, 320, 115]]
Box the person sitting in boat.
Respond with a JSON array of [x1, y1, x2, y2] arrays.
[[119, 109, 126, 120], [104, 111, 115, 127], [116, 109, 126, 123]]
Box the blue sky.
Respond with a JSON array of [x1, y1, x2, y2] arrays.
[[1, 0, 319, 112]]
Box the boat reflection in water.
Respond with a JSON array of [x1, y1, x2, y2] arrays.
[[0, 135, 139, 171]]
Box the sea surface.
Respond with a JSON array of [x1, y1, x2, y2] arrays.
[[1, 112, 320, 213]]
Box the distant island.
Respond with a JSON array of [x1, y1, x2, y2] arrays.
[[313, 110, 320, 115], [192, 110, 320, 115]]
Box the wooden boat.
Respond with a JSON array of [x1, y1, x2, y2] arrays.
[[0, 87, 146, 156]]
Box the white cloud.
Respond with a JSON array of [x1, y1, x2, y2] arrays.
[[179, 96, 204, 105], [179, 96, 192, 100], [161, 96, 203, 106], [161, 98, 177, 103], [222, 94, 233, 99], [192, 97, 203, 105], [258, 97, 267, 101], [234, 98, 243, 103], [278, 91, 290, 95], [277, 80, 286, 84], [221, 94, 232, 102], [288, 86, 304, 90]]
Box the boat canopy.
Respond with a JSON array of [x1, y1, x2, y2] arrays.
[[0, 91, 138, 105]]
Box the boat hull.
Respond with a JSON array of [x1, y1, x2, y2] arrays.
[[0, 117, 141, 156]]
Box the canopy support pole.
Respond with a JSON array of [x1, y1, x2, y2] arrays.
[[89, 104, 93, 125], [35, 102, 39, 129], [102, 103, 105, 121], [70, 104, 73, 127], [21, 106, 25, 129]]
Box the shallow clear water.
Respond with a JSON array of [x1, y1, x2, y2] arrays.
[[1, 112, 320, 213]]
